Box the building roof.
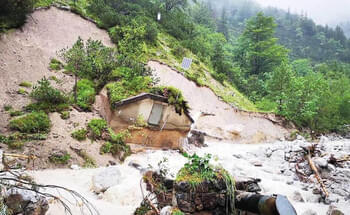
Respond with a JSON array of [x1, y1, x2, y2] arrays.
[[113, 93, 194, 123]]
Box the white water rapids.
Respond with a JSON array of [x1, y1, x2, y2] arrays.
[[29, 139, 350, 215]]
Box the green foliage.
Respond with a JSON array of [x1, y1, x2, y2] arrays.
[[60, 111, 70, 119], [171, 209, 185, 215], [87, 119, 107, 139], [3, 105, 12, 111], [150, 86, 190, 115], [176, 153, 215, 186], [7, 141, 24, 150], [134, 202, 152, 215], [31, 77, 68, 105], [9, 111, 50, 133], [71, 129, 88, 141], [17, 88, 28, 95], [9, 110, 24, 117], [0, 0, 34, 32], [76, 150, 96, 168], [25, 102, 70, 113], [49, 58, 63, 70], [76, 79, 96, 111], [101, 129, 131, 161], [49, 153, 71, 164], [135, 115, 147, 127], [19, 81, 32, 88]]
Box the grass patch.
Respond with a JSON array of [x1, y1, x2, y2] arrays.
[[87, 119, 107, 139], [25, 102, 70, 113], [60, 111, 70, 119], [49, 58, 63, 70], [19, 81, 32, 88], [78, 150, 96, 168], [3, 105, 12, 111], [76, 79, 96, 111], [100, 129, 131, 161], [171, 209, 185, 215], [71, 129, 87, 141], [9, 111, 51, 133], [49, 152, 71, 164], [7, 141, 24, 150], [9, 110, 24, 117], [17, 88, 28, 95]]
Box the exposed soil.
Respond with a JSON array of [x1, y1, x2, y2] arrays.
[[0, 7, 114, 169], [148, 61, 289, 143]]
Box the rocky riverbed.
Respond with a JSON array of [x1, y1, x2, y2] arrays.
[[23, 137, 349, 215]]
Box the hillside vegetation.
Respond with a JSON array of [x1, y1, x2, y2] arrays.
[[1, 0, 349, 134]]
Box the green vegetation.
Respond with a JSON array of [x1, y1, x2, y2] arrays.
[[171, 209, 185, 215], [17, 88, 27, 95], [76, 79, 96, 111], [0, 132, 47, 149], [9, 111, 50, 133], [87, 119, 107, 139], [7, 141, 24, 150], [3, 105, 12, 111], [100, 129, 131, 161], [176, 153, 215, 187], [60, 111, 70, 119], [49, 58, 63, 70], [0, 0, 34, 32], [151, 86, 190, 115], [49, 152, 71, 164], [79, 150, 96, 168], [71, 129, 88, 141], [19, 81, 32, 88], [9, 110, 24, 117]]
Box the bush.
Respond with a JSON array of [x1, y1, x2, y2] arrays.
[[17, 88, 27, 95], [25, 102, 70, 113], [8, 141, 24, 150], [76, 79, 96, 111], [3, 105, 12, 111], [71, 129, 88, 141], [9, 110, 24, 117], [31, 78, 68, 105], [49, 153, 71, 165], [49, 58, 63, 70], [88, 119, 107, 139], [9, 111, 50, 133], [60, 111, 70, 119], [19, 81, 32, 88], [0, 0, 34, 32]]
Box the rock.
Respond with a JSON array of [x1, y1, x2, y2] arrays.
[[292, 191, 305, 202], [250, 161, 263, 167], [160, 206, 172, 215], [313, 157, 328, 169], [92, 166, 122, 193], [319, 136, 329, 144], [70, 164, 80, 170], [327, 206, 344, 215], [5, 188, 49, 215], [302, 209, 318, 215], [0, 150, 4, 171], [265, 148, 273, 158], [128, 160, 142, 170], [286, 180, 294, 185]]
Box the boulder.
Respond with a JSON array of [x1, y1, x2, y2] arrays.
[[160, 206, 173, 215], [302, 209, 318, 215], [292, 191, 305, 202], [92, 166, 122, 193], [327, 206, 344, 215]]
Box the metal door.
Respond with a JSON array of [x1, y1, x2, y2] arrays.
[[148, 103, 164, 126]]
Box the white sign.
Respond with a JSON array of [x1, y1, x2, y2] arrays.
[[181, 57, 192, 70]]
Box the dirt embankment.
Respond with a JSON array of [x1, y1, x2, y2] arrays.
[[148, 61, 289, 143], [0, 7, 114, 169]]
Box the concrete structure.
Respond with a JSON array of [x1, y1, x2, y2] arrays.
[[98, 92, 194, 149]]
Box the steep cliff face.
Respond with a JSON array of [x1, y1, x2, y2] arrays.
[[148, 61, 289, 144]]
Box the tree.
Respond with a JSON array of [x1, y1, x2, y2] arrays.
[[61, 37, 86, 103], [239, 12, 288, 77], [0, 0, 34, 31], [267, 61, 294, 112]]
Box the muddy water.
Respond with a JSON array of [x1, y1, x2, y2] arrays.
[[30, 139, 350, 215], [148, 61, 288, 144]]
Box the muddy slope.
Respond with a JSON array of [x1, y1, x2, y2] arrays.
[[0, 7, 112, 133], [148, 61, 289, 143], [0, 7, 114, 168]]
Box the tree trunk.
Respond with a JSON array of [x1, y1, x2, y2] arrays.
[[74, 75, 78, 103]]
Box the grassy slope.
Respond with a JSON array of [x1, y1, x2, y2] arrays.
[[33, 0, 257, 111]]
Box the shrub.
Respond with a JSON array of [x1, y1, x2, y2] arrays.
[[100, 129, 131, 161], [25, 102, 70, 113], [172, 209, 185, 215], [31, 77, 68, 104], [49, 58, 63, 70], [8, 141, 24, 150], [19, 81, 32, 88], [9, 110, 24, 117], [76, 79, 96, 111], [71, 129, 88, 141], [49, 153, 71, 165], [3, 105, 12, 111], [87, 119, 107, 139], [171, 43, 186, 58], [60, 111, 70, 119], [9, 111, 50, 133], [176, 153, 215, 186], [0, 0, 34, 31], [17, 88, 27, 95]]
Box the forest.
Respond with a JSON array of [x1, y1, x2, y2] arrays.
[[1, 0, 349, 134]]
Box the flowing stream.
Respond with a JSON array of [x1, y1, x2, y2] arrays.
[[30, 138, 350, 215]]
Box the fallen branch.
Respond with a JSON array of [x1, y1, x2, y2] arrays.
[[306, 154, 329, 197]]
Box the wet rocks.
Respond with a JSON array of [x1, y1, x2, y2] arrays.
[[292, 191, 305, 202], [4, 188, 49, 215], [302, 209, 318, 215], [92, 166, 121, 193], [327, 206, 344, 215]]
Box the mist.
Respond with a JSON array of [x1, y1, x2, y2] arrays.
[[254, 0, 350, 26]]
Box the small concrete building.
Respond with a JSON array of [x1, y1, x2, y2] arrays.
[[98, 92, 194, 149]]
